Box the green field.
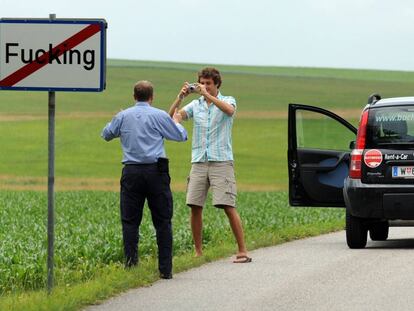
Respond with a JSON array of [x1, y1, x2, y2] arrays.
[[0, 191, 345, 294], [1, 60, 413, 309], [1, 62, 414, 190]]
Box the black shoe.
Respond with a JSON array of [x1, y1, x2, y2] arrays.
[[159, 272, 173, 279]]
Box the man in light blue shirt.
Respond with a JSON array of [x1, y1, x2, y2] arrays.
[[102, 80, 187, 279], [169, 68, 251, 263], [102, 88, 187, 163]]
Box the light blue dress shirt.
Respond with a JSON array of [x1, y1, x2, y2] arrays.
[[102, 102, 187, 164], [183, 92, 236, 163]]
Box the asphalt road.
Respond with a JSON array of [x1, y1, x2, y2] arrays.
[[87, 227, 414, 311]]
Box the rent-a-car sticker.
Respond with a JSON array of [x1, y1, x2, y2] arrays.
[[384, 153, 408, 160], [364, 149, 383, 168]]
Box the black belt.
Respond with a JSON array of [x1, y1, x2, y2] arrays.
[[124, 162, 157, 167]]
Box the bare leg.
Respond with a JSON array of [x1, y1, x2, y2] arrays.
[[190, 205, 203, 257], [224, 207, 248, 257]]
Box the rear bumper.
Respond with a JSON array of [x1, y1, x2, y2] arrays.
[[344, 178, 414, 220]]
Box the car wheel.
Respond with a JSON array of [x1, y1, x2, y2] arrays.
[[369, 221, 389, 241], [346, 209, 367, 249]]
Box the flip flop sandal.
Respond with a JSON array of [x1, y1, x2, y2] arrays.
[[233, 255, 252, 263]]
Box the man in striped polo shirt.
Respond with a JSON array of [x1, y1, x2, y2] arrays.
[[169, 67, 251, 263]]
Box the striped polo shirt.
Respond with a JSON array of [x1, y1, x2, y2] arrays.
[[183, 92, 236, 163]]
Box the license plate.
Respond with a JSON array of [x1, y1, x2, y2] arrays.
[[392, 166, 414, 178]]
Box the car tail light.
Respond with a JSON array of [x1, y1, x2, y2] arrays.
[[349, 110, 369, 179], [349, 149, 363, 179]]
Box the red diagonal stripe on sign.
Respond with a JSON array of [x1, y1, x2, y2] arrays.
[[0, 23, 101, 87]]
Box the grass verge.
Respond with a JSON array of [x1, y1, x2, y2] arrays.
[[0, 218, 344, 311]]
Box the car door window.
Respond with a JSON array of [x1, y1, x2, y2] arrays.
[[296, 110, 356, 151]]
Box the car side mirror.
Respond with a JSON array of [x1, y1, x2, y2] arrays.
[[349, 141, 356, 149]]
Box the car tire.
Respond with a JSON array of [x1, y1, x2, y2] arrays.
[[346, 210, 367, 249], [369, 221, 389, 241]]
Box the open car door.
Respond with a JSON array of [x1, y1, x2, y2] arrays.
[[288, 104, 357, 207]]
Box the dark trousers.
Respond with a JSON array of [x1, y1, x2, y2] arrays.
[[120, 164, 173, 274]]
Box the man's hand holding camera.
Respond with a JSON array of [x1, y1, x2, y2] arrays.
[[194, 83, 208, 97], [170, 82, 193, 120], [177, 82, 190, 100]]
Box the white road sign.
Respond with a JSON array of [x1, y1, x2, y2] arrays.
[[0, 18, 106, 92]]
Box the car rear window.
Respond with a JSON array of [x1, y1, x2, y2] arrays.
[[366, 106, 414, 148]]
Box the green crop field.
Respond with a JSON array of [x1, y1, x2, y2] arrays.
[[0, 191, 345, 294], [1, 60, 413, 309]]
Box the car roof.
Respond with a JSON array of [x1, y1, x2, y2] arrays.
[[371, 96, 414, 108]]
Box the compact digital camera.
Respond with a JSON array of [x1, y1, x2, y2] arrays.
[[188, 83, 197, 93]]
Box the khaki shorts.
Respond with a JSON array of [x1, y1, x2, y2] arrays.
[[186, 161, 237, 208]]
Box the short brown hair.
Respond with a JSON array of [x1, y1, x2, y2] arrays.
[[134, 80, 153, 101], [198, 67, 222, 88]]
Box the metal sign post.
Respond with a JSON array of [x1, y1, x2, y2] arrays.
[[0, 14, 107, 294], [47, 90, 55, 294], [46, 11, 56, 296], [46, 12, 56, 296]]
